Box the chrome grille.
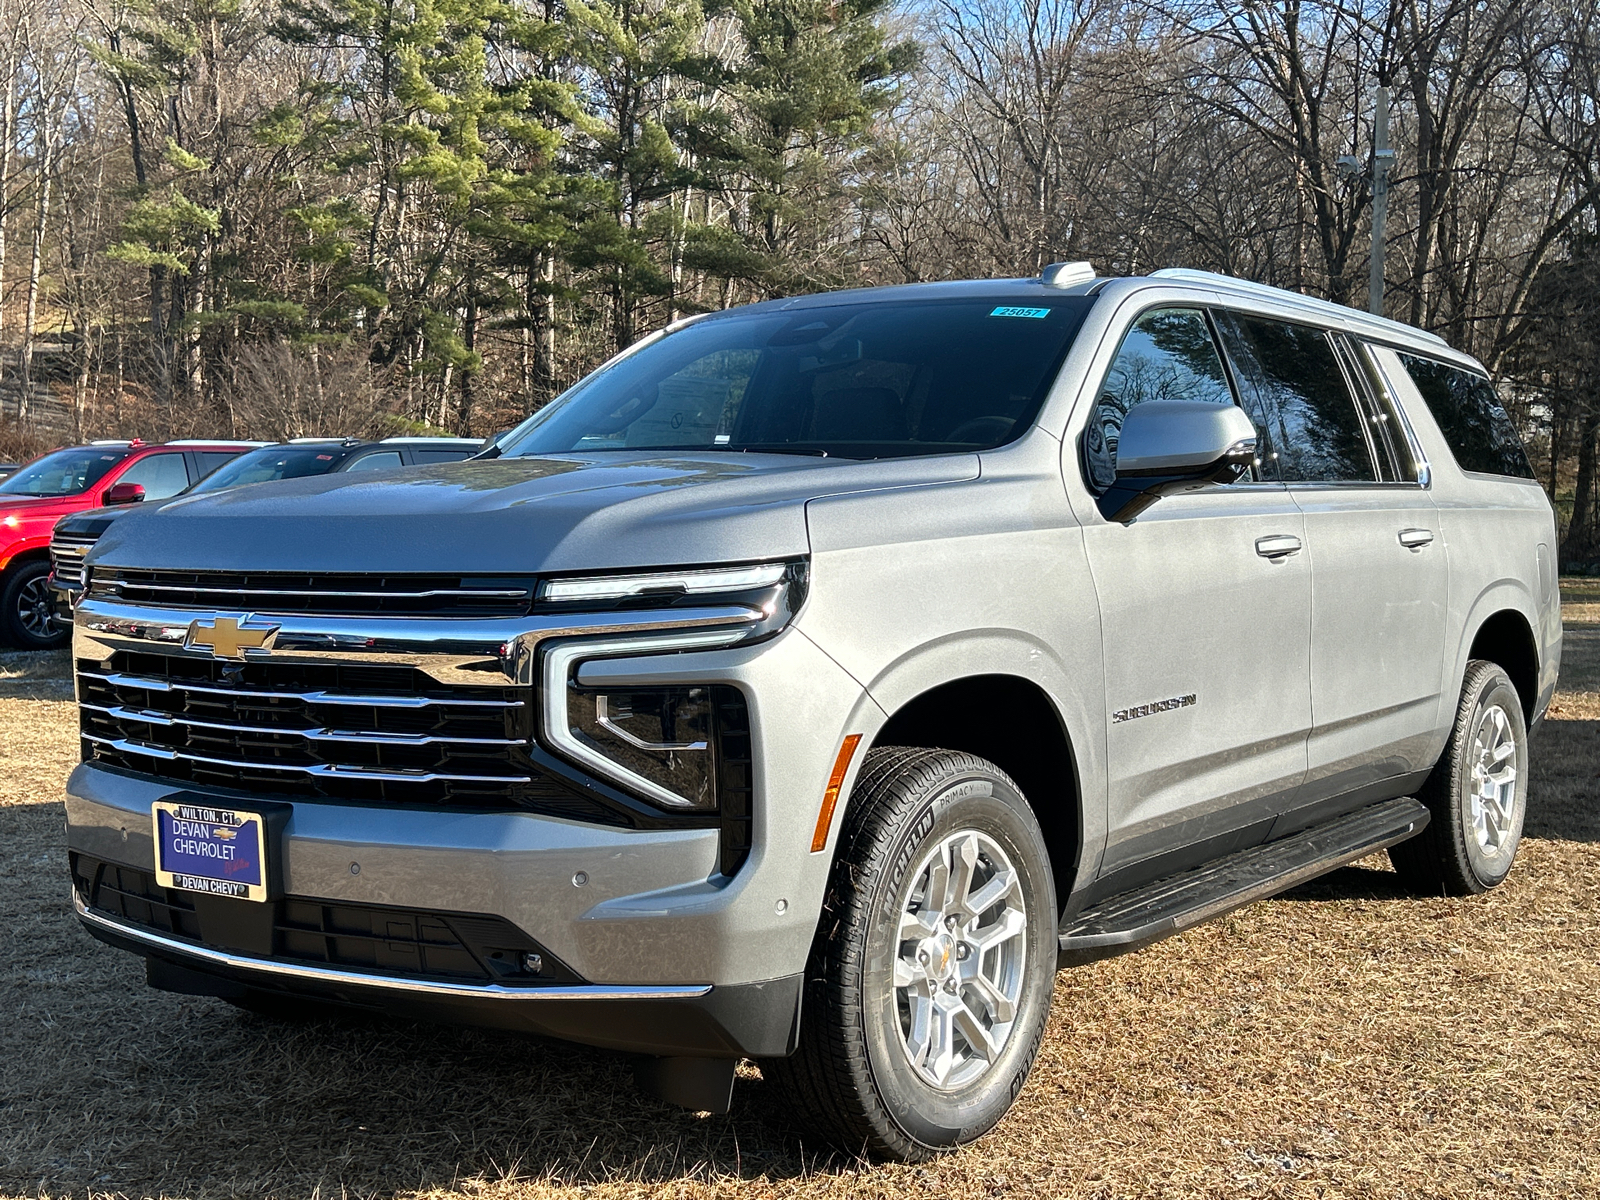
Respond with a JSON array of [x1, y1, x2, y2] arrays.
[[51, 531, 99, 589], [77, 651, 622, 820], [89, 570, 536, 617]]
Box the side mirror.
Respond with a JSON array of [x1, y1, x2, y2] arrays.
[[103, 482, 146, 506], [1097, 401, 1257, 522]]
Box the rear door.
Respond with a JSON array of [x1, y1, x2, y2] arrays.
[[1079, 306, 1312, 890], [1216, 312, 1448, 831]]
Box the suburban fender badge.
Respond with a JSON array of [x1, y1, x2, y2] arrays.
[[185, 615, 279, 660], [1112, 693, 1197, 724]]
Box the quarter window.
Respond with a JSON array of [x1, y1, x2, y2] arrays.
[[1219, 316, 1377, 483], [1396, 353, 1535, 480], [1085, 308, 1236, 491]]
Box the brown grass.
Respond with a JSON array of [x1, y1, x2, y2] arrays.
[[2, 603, 1599, 1200]]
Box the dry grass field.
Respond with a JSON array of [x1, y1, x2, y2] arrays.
[[3, 589, 1599, 1200]]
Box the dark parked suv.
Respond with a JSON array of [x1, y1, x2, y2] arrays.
[[49, 438, 484, 619]]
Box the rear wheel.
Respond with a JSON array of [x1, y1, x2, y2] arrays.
[[765, 747, 1057, 1161], [0, 560, 67, 650], [1390, 660, 1528, 896]]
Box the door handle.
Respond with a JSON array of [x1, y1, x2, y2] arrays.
[[1255, 534, 1303, 559], [1398, 528, 1435, 549]]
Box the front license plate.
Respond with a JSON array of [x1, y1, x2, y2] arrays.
[[152, 800, 269, 902]]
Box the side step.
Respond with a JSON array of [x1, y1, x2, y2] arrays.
[[1058, 797, 1430, 965]]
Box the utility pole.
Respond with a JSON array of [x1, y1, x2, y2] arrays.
[[1368, 60, 1395, 317]]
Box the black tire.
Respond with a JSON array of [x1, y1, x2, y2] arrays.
[[764, 747, 1057, 1161], [0, 559, 68, 650], [1390, 660, 1528, 896]]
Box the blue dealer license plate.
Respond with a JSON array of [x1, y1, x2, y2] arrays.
[[152, 800, 269, 902]]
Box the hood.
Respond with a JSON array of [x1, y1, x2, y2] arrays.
[[0, 492, 83, 517], [88, 452, 978, 575]]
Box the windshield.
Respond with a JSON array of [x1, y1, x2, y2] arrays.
[[0, 448, 131, 497], [498, 296, 1094, 460], [193, 445, 352, 492]]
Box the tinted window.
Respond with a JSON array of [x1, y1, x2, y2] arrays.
[[344, 451, 403, 472], [194, 450, 245, 477], [1397, 353, 1535, 479], [498, 297, 1093, 460], [118, 452, 191, 500], [0, 448, 130, 497], [1085, 307, 1236, 491], [192, 446, 351, 492], [1223, 316, 1375, 482], [412, 447, 475, 463]]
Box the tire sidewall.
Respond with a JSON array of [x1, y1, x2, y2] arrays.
[[1454, 671, 1527, 890], [855, 766, 1056, 1150]]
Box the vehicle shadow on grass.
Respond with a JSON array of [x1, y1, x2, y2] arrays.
[[1277, 714, 1600, 907], [0, 804, 837, 1198]]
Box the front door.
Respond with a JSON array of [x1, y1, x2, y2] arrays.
[[1078, 306, 1313, 892]]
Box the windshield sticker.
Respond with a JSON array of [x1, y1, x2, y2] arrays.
[[989, 306, 1051, 319]]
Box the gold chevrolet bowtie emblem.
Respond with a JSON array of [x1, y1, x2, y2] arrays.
[[185, 616, 278, 659]]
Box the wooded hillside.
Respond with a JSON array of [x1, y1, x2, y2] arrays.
[[2, 0, 1598, 557]]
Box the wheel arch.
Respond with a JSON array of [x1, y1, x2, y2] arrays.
[[1466, 607, 1540, 724], [871, 672, 1084, 913], [0, 542, 50, 577]]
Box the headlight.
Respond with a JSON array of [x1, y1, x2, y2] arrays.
[[541, 628, 751, 812], [540, 562, 789, 603], [566, 685, 723, 810]]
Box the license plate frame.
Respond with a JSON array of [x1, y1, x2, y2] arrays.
[[151, 798, 280, 903]]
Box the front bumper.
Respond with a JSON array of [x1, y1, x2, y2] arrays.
[[74, 889, 802, 1056], [65, 592, 880, 1057]]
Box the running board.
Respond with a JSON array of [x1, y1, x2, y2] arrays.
[[1058, 797, 1430, 965]]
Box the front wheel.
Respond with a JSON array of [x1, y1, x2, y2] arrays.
[[1, 560, 68, 650], [1390, 660, 1528, 896], [764, 747, 1057, 1161]]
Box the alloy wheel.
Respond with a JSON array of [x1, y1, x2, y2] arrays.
[[894, 829, 1028, 1091], [1466, 701, 1519, 857], [16, 575, 54, 641]]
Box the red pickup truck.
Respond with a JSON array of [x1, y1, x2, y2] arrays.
[[0, 440, 260, 648]]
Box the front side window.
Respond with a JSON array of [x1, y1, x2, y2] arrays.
[[497, 297, 1094, 460], [344, 451, 403, 472], [117, 452, 192, 500], [1084, 307, 1236, 491], [0, 448, 130, 497], [1396, 352, 1535, 480], [194, 450, 245, 477], [1221, 316, 1376, 483]]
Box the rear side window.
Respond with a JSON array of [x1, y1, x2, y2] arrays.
[[1396, 353, 1535, 479], [1218, 315, 1376, 483], [1084, 307, 1236, 491], [412, 448, 474, 463]]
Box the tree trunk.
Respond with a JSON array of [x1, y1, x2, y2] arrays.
[[1562, 409, 1600, 568]]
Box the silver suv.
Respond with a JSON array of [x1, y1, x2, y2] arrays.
[[64, 267, 1559, 1160]]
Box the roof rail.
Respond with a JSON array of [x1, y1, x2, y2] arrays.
[[1147, 268, 1449, 347], [1041, 261, 1096, 288], [163, 439, 273, 447], [287, 436, 357, 444], [378, 436, 480, 444], [88, 439, 134, 447]]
